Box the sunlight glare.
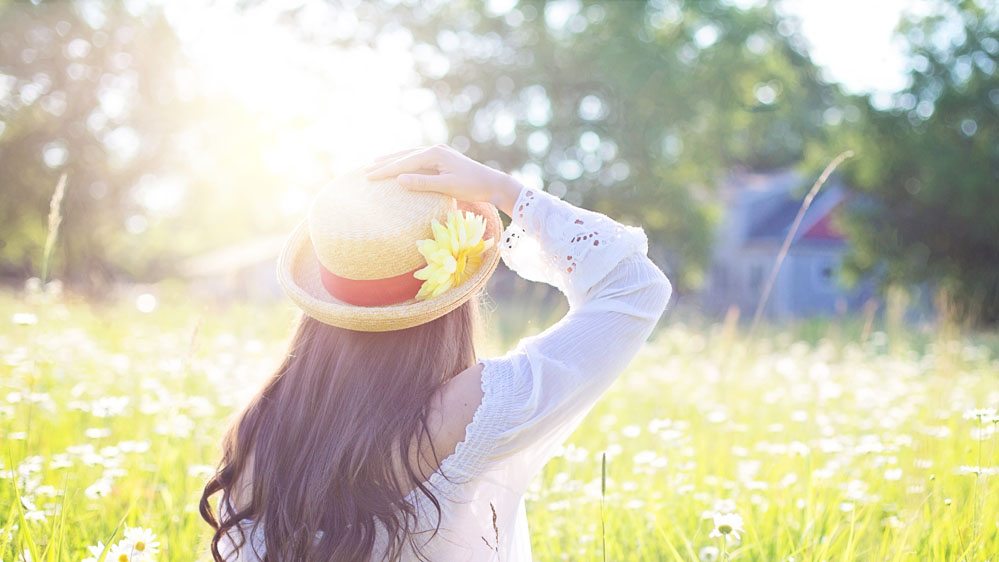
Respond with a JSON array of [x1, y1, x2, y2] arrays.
[[161, 2, 444, 197]]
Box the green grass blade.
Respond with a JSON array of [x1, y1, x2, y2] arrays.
[[95, 512, 130, 562], [0, 502, 19, 555], [11, 479, 41, 562]]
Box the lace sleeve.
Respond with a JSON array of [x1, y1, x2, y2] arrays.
[[467, 184, 672, 478], [499, 186, 651, 306]]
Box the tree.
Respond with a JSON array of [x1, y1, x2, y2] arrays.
[[282, 0, 843, 289], [0, 2, 321, 290], [823, 0, 999, 324], [0, 2, 188, 286], [1, 0, 845, 293]]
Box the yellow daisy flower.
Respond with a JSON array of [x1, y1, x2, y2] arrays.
[[413, 210, 494, 300]]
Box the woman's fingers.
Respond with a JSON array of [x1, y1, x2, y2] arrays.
[[363, 147, 426, 172], [364, 147, 443, 180], [397, 172, 453, 193]]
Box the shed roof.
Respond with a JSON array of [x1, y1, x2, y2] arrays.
[[744, 181, 847, 244]]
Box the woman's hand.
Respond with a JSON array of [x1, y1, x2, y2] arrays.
[[363, 144, 523, 217]]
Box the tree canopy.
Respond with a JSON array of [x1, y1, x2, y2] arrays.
[[1, 0, 996, 323], [352, 0, 843, 287], [819, 0, 999, 323]]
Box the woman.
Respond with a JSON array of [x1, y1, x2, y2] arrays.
[[199, 144, 672, 561]]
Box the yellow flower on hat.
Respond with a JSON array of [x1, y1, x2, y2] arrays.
[[414, 210, 494, 300]]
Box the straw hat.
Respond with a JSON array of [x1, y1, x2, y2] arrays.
[[277, 165, 502, 332]]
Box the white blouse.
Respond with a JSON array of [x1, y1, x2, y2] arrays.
[[219, 185, 673, 561]]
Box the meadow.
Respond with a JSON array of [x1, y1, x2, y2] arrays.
[[1, 287, 997, 561]]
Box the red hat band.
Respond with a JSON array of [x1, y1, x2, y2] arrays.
[[314, 247, 423, 307]]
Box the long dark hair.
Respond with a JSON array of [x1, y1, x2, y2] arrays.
[[200, 294, 482, 561]]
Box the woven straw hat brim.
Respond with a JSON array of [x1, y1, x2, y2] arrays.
[[277, 200, 502, 332]]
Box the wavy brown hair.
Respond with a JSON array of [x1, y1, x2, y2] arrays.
[[200, 294, 483, 561]]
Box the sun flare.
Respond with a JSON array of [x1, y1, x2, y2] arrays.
[[160, 2, 445, 215]]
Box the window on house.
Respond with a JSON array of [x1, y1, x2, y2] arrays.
[[813, 259, 836, 289]]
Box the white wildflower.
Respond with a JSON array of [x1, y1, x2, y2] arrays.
[[963, 407, 997, 422], [621, 424, 641, 438], [84, 477, 112, 499], [107, 542, 132, 562], [708, 511, 745, 542], [699, 545, 720, 561], [713, 498, 737, 513], [81, 541, 106, 562], [123, 526, 160, 559], [11, 313, 37, 326], [85, 427, 112, 439], [957, 465, 999, 476], [135, 293, 157, 313]]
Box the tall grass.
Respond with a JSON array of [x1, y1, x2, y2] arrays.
[[40, 174, 68, 285], [0, 291, 996, 561]]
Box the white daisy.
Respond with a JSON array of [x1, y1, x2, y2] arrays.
[[699, 545, 720, 561], [708, 511, 745, 542], [123, 526, 160, 559], [81, 541, 107, 562], [11, 312, 37, 326], [107, 542, 132, 562], [963, 407, 998, 422]]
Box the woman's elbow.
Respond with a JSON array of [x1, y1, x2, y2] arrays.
[[652, 270, 673, 317]]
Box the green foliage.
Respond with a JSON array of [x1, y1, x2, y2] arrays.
[[0, 3, 315, 290], [0, 1, 843, 292], [821, 0, 999, 324], [371, 0, 842, 288], [1, 0, 995, 320], [1, 292, 997, 561], [0, 3, 188, 286]]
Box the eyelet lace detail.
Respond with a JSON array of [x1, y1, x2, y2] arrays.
[[500, 187, 648, 304]]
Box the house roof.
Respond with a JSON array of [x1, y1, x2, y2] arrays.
[[741, 172, 847, 245]]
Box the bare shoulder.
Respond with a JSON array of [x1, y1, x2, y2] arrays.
[[421, 362, 485, 461], [432, 361, 486, 450], [397, 362, 486, 488]]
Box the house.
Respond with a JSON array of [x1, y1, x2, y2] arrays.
[[179, 234, 287, 302], [702, 168, 875, 320]]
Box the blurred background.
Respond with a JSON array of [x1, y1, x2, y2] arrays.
[[1, 0, 997, 327], [2, 3, 998, 559]]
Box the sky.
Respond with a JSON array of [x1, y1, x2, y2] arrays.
[[83, 0, 932, 220], [162, 1, 928, 128], [146, 0, 931, 211], [779, 0, 928, 97]]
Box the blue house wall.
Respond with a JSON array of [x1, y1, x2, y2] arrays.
[[702, 169, 873, 320]]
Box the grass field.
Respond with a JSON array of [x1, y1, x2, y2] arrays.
[[1, 288, 997, 561]]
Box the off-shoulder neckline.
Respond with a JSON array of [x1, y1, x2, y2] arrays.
[[404, 356, 508, 504]]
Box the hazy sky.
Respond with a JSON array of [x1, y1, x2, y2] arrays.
[[780, 0, 928, 96], [155, 0, 932, 186]]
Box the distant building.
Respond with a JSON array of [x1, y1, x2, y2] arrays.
[[702, 168, 875, 319], [179, 234, 287, 302]]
